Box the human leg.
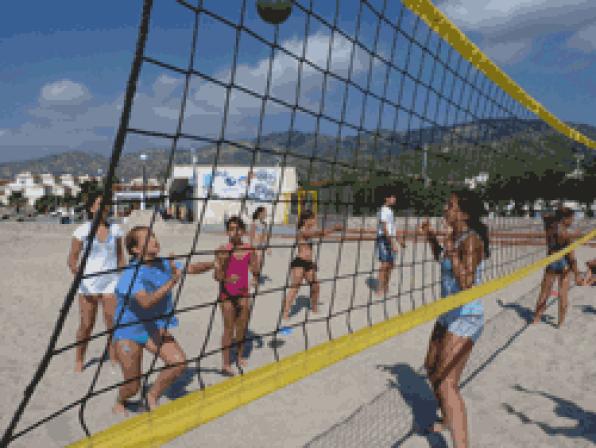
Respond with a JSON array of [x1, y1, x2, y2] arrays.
[[144, 332, 187, 410], [432, 332, 475, 448], [533, 270, 556, 323], [234, 298, 250, 366], [100, 293, 118, 366], [75, 294, 99, 372], [219, 301, 236, 375], [304, 268, 320, 313], [283, 267, 304, 319], [557, 271, 571, 327], [113, 339, 143, 414]]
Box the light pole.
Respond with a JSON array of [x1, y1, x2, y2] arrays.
[[140, 153, 148, 211]]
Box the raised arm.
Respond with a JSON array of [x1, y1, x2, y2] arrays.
[[68, 238, 83, 275], [187, 260, 215, 274], [302, 223, 343, 240], [134, 261, 181, 309], [419, 220, 443, 261]]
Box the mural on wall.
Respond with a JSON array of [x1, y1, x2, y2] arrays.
[[203, 168, 279, 201]]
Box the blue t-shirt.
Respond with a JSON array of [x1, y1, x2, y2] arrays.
[[114, 259, 182, 337]]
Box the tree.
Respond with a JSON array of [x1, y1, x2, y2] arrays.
[[8, 192, 27, 213]]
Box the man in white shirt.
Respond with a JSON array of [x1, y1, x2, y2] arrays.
[[375, 193, 406, 297]]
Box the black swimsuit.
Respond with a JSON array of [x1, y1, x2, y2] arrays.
[[291, 236, 317, 271]]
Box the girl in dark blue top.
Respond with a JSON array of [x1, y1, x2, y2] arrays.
[[112, 226, 214, 415], [532, 207, 584, 327]]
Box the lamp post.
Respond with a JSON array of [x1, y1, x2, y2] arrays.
[[140, 153, 148, 211]]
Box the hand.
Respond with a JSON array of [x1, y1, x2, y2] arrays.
[[226, 274, 240, 284], [400, 239, 406, 249], [419, 219, 430, 235], [575, 273, 585, 286]]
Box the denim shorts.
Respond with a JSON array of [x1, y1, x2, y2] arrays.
[[546, 257, 568, 273], [438, 312, 483, 343], [376, 236, 394, 263]]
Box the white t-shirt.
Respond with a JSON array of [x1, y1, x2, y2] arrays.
[[377, 205, 395, 237], [73, 221, 124, 294]]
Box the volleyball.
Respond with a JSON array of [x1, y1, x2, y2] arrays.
[[256, 0, 293, 25]]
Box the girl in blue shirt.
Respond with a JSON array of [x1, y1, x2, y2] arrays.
[[112, 226, 214, 414]]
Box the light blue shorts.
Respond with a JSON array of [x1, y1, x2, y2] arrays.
[[438, 312, 483, 343]]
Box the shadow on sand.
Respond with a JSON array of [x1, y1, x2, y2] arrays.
[[503, 384, 596, 445], [378, 363, 449, 448]]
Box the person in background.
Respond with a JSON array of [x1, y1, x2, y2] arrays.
[[249, 206, 271, 283], [533, 207, 584, 327], [283, 210, 343, 320], [375, 192, 406, 297], [214, 216, 260, 376], [68, 192, 125, 372]]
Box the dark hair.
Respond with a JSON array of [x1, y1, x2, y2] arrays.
[[225, 215, 246, 231], [85, 191, 104, 220], [297, 209, 315, 230], [543, 206, 573, 231], [452, 189, 490, 258], [125, 225, 151, 257], [555, 206, 573, 222], [252, 206, 266, 221]]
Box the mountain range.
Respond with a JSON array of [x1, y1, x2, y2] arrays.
[[1, 119, 594, 184]]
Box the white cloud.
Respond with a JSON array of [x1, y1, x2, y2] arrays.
[[39, 79, 91, 107], [566, 22, 596, 52], [1, 32, 366, 157], [437, 0, 596, 64], [482, 39, 533, 65]]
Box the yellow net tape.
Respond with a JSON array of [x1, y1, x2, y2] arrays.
[[402, 0, 596, 150]]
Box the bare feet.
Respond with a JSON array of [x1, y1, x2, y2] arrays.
[[421, 419, 445, 434], [74, 360, 84, 373], [238, 358, 248, 368], [146, 392, 159, 411], [222, 365, 235, 377], [112, 398, 128, 416]]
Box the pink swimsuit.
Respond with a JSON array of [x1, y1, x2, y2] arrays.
[[219, 243, 252, 301]]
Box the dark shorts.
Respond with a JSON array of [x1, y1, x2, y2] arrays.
[[546, 257, 569, 273], [290, 257, 317, 272], [376, 236, 394, 263]]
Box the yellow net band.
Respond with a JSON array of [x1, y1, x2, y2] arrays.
[[403, 0, 596, 150]]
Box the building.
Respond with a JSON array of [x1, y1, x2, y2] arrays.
[[169, 165, 298, 224]]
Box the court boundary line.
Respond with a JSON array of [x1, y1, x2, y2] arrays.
[[67, 228, 595, 447]]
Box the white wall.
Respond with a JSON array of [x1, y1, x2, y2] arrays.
[[171, 165, 297, 224]]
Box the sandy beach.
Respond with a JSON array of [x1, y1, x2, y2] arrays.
[[0, 220, 593, 447]]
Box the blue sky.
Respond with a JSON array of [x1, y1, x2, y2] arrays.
[[1, 0, 595, 163]]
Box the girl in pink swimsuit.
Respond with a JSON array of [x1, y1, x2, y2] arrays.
[[214, 216, 260, 376]]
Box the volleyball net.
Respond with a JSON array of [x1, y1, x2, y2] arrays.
[[2, 0, 595, 446]]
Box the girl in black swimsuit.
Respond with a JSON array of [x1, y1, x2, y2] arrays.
[[282, 210, 342, 320]]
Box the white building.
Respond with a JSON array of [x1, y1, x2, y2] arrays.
[[169, 165, 298, 224]]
